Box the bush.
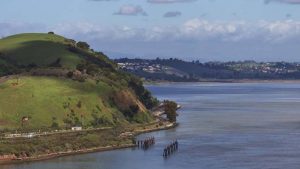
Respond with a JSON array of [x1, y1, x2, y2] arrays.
[[65, 39, 76, 46], [124, 105, 139, 118], [76, 41, 90, 50], [51, 122, 59, 129], [76, 63, 85, 72], [67, 71, 73, 78], [77, 101, 82, 108]]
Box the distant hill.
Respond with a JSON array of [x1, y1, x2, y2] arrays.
[[0, 33, 158, 131], [115, 58, 300, 82]]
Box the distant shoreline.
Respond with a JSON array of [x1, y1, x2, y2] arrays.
[[145, 79, 300, 85]]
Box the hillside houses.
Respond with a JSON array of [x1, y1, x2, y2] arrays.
[[116, 58, 300, 81]]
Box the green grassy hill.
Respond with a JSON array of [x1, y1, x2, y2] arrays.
[[0, 33, 82, 68], [0, 33, 157, 131]]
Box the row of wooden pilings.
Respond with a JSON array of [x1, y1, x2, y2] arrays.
[[133, 136, 179, 157], [135, 136, 156, 150], [163, 140, 178, 158]]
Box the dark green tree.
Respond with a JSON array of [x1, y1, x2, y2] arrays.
[[76, 41, 90, 50], [128, 76, 159, 109], [164, 100, 177, 122]]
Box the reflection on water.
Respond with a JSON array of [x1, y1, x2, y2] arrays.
[[4, 82, 300, 169]]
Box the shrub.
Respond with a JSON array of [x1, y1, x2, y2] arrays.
[[77, 101, 82, 108], [76, 41, 90, 50], [67, 71, 73, 78]]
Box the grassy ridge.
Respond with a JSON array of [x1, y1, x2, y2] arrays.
[[0, 33, 82, 68]]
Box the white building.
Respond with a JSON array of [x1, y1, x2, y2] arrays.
[[71, 126, 82, 131]]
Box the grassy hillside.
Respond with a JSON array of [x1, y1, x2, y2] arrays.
[[0, 33, 83, 68], [0, 33, 158, 131]]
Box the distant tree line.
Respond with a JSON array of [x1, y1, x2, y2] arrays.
[[116, 58, 300, 81]]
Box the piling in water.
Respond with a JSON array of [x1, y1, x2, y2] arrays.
[[135, 136, 155, 150], [163, 140, 178, 158]]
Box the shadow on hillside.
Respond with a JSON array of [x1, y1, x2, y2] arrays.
[[2, 40, 77, 67]]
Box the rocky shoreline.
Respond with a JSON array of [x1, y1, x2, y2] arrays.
[[0, 144, 135, 165]]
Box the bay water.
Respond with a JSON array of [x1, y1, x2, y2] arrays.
[[4, 82, 300, 169]]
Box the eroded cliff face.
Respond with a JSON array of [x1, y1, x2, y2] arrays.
[[114, 89, 147, 112], [113, 89, 152, 122]]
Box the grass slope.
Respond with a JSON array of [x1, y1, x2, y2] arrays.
[[0, 76, 151, 130], [0, 76, 111, 130], [0, 33, 82, 68]]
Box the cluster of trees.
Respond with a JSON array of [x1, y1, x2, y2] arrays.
[[67, 43, 115, 71], [128, 76, 159, 109], [164, 100, 178, 122], [76, 62, 99, 76], [48, 32, 89, 51]]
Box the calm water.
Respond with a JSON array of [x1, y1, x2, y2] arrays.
[[4, 82, 300, 169]]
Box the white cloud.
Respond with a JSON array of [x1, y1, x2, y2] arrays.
[[265, 0, 300, 4], [2, 19, 300, 61], [2, 19, 300, 43], [147, 0, 196, 4], [179, 19, 300, 42], [114, 5, 147, 16]]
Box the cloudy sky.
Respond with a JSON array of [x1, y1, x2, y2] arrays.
[[1, 0, 300, 61]]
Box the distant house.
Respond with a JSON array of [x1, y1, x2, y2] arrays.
[[71, 126, 82, 131]]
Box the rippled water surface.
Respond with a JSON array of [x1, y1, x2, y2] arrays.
[[4, 82, 300, 169]]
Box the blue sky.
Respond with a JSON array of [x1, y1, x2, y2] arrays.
[[1, 0, 300, 61]]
